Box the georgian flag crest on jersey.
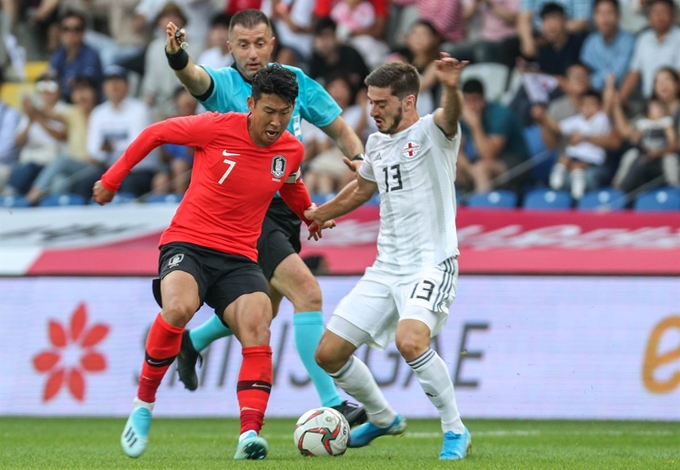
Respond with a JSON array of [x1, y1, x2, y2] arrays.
[[271, 155, 287, 178], [402, 141, 420, 158]]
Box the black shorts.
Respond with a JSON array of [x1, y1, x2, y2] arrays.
[[154, 242, 268, 318], [257, 198, 302, 280]]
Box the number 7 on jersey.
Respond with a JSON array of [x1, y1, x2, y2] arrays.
[[219, 159, 236, 184]]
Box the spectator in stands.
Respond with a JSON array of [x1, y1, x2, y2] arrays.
[[537, 90, 614, 199], [518, 0, 592, 59], [392, 0, 465, 44], [390, 20, 444, 115], [532, 3, 586, 79], [0, 68, 20, 193], [49, 9, 103, 104], [303, 74, 367, 195], [72, 65, 158, 199], [271, 0, 316, 65], [611, 80, 680, 193], [142, 2, 199, 120], [5, 72, 67, 196], [453, 0, 520, 67], [225, 0, 262, 17], [25, 76, 98, 205], [196, 13, 233, 70], [313, 0, 389, 42], [457, 79, 530, 193], [84, 1, 152, 69], [618, 0, 680, 104], [152, 87, 197, 195], [308, 17, 370, 92], [579, 0, 635, 91]]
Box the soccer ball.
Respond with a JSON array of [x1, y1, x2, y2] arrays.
[[293, 407, 350, 456]]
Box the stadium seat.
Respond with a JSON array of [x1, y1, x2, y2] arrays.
[[39, 193, 86, 207], [578, 188, 627, 211], [522, 125, 557, 184], [460, 63, 510, 102], [523, 188, 572, 210], [0, 195, 30, 208], [311, 193, 336, 205], [633, 187, 680, 212], [467, 190, 517, 209], [89, 192, 137, 205], [145, 193, 183, 204]]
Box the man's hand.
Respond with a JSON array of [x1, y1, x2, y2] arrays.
[[305, 205, 336, 240], [165, 22, 185, 55], [462, 104, 482, 129], [434, 52, 469, 88], [92, 180, 115, 205], [342, 156, 362, 173]]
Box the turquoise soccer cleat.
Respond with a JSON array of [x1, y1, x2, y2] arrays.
[[233, 430, 269, 460], [439, 427, 472, 460], [120, 404, 153, 458], [348, 414, 407, 448]]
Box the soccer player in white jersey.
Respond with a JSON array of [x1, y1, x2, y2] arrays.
[[304, 56, 471, 460]]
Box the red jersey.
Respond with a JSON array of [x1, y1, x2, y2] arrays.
[[101, 112, 312, 261]]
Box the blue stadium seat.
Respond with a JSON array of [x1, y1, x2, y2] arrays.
[[0, 195, 30, 208], [522, 125, 557, 184], [467, 190, 517, 209], [633, 187, 680, 212], [577, 188, 626, 211], [39, 193, 86, 207], [89, 192, 137, 205], [311, 193, 336, 205], [145, 193, 183, 204], [523, 188, 572, 210]]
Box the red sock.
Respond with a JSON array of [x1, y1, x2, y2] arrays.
[[137, 313, 183, 403], [237, 345, 273, 434]]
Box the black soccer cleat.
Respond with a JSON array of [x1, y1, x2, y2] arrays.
[[332, 400, 368, 427], [177, 330, 202, 391]]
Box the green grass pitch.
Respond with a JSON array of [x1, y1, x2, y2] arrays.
[[1, 418, 678, 469]]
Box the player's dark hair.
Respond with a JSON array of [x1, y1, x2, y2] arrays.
[[230, 9, 272, 35], [251, 64, 298, 106], [462, 79, 485, 96], [593, 0, 620, 13], [540, 2, 566, 18], [365, 61, 420, 100], [582, 89, 602, 104]]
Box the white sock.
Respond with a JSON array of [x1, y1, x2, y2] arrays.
[[407, 348, 464, 434], [329, 356, 396, 427], [570, 168, 586, 200], [549, 163, 567, 189], [133, 397, 154, 411]]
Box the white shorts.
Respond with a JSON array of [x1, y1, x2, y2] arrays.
[[328, 257, 458, 350]]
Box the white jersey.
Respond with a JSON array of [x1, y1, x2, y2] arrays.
[[359, 114, 461, 274]]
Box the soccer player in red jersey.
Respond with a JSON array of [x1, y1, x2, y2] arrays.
[[93, 65, 327, 461]]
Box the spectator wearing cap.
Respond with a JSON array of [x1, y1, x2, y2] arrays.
[[579, 0, 635, 91], [4, 73, 68, 196], [619, 0, 680, 103], [517, 0, 592, 60], [48, 9, 103, 103], [71, 65, 159, 200], [141, 2, 200, 120], [25, 77, 99, 205], [0, 69, 21, 193], [308, 17, 370, 92], [457, 79, 530, 193]]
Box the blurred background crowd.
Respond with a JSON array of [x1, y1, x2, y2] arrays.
[[0, 0, 679, 210]]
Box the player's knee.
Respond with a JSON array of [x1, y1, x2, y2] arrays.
[[291, 278, 322, 312], [396, 334, 429, 362], [161, 300, 195, 327], [314, 342, 337, 373], [239, 317, 271, 346]]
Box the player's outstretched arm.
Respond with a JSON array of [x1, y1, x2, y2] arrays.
[[433, 53, 468, 139], [306, 176, 377, 228], [165, 22, 212, 97]]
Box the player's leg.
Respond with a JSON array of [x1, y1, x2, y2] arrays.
[[122, 244, 203, 458], [316, 274, 406, 447], [212, 261, 272, 460], [397, 259, 470, 460]]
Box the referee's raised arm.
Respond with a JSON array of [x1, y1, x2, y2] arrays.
[[164, 21, 212, 97]]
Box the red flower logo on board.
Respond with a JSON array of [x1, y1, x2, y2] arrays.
[[32, 303, 109, 402]]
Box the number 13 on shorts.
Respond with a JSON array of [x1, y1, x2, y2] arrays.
[[406, 258, 458, 313]]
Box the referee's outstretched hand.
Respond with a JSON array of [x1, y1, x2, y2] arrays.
[[434, 52, 469, 88], [92, 180, 115, 206], [165, 21, 185, 55]]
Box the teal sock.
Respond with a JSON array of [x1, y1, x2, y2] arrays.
[[189, 315, 233, 352], [294, 311, 343, 408]]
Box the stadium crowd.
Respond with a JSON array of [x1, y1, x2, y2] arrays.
[[0, 0, 679, 209]]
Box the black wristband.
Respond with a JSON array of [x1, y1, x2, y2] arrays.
[[351, 153, 365, 161], [165, 47, 189, 71]]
